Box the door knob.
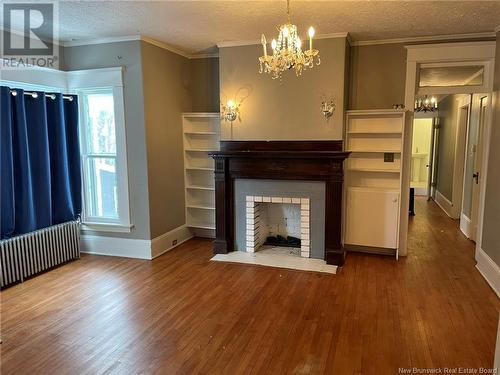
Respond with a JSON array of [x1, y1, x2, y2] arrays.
[[473, 172, 479, 184]]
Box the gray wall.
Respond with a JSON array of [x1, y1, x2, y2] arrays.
[[141, 42, 191, 238], [234, 180, 325, 259], [62, 41, 151, 240], [219, 37, 348, 140], [190, 57, 220, 112], [481, 32, 500, 266], [349, 43, 407, 110], [140, 41, 192, 238]]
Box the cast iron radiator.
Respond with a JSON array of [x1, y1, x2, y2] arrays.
[[0, 221, 80, 288]]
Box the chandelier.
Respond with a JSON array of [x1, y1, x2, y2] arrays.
[[415, 95, 438, 112], [259, 0, 320, 79]]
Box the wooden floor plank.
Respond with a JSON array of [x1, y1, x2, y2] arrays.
[[1, 198, 498, 374]]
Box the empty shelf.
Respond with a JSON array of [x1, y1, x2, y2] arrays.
[[187, 205, 215, 210], [185, 167, 214, 171], [347, 168, 400, 173], [186, 185, 215, 190]]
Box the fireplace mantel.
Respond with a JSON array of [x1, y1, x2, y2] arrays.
[[209, 141, 350, 266]]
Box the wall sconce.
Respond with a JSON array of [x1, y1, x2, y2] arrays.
[[321, 100, 335, 119], [221, 100, 240, 123]]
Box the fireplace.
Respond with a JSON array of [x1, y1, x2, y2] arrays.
[[209, 141, 349, 266], [246, 195, 310, 257]]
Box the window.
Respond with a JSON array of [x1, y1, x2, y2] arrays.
[[82, 90, 118, 220], [77, 83, 131, 232], [2, 66, 131, 232]]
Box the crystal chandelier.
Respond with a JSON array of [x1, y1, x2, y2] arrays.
[[414, 95, 438, 112], [259, 0, 320, 79]]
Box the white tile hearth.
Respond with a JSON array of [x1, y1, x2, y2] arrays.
[[211, 248, 337, 274]]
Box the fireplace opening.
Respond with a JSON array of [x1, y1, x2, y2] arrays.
[[246, 196, 310, 258]]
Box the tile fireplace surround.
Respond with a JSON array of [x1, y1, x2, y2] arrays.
[[246, 195, 310, 257]]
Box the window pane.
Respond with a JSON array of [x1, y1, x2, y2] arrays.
[[85, 91, 117, 154], [87, 157, 118, 219], [418, 65, 484, 87]]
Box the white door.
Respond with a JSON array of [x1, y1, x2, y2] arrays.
[[470, 96, 488, 242]]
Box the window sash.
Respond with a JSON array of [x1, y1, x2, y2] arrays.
[[78, 85, 131, 229]]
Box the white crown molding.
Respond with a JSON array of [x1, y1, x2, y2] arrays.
[[189, 53, 219, 59], [61, 35, 141, 47], [217, 32, 349, 49], [351, 32, 496, 46], [140, 36, 191, 58], [61, 35, 218, 59]]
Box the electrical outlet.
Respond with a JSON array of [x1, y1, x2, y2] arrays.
[[384, 153, 395, 163], [172, 239, 178, 246]]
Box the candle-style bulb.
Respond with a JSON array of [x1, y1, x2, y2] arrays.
[[308, 26, 315, 38], [271, 39, 277, 50]]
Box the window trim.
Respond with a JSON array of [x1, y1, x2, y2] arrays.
[[69, 68, 134, 233]]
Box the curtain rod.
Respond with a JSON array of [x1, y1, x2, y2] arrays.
[[10, 89, 74, 101]]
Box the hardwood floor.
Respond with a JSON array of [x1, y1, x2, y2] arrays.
[[1, 197, 498, 374]]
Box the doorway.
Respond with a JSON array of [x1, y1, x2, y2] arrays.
[[400, 41, 496, 257], [411, 117, 433, 197]]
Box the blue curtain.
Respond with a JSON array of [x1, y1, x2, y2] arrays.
[[0, 86, 81, 240]]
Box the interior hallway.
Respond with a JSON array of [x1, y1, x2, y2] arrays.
[[1, 197, 498, 374]]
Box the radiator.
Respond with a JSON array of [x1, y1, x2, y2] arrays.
[[0, 221, 80, 288]]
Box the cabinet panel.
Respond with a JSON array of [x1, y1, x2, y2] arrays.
[[345, 188, 399, 249]]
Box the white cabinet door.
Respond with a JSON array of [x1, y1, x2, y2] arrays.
[[345, 188, 400, 249]]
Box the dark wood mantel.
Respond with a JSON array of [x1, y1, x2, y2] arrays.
[[209, 141, 350, 266]]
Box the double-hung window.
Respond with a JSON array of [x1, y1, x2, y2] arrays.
[[71, 68, 132, 232]]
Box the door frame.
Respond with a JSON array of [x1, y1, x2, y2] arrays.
[[468, 95, 489, 242], [400, 41, 496, 256], [454, 96, 471, 219]]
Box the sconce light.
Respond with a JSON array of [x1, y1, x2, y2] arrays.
[[221, 99, 240, 123], [321, 100, 335, 119]]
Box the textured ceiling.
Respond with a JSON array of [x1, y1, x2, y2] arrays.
[[4, 1, 500, 54]]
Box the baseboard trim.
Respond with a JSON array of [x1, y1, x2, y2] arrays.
[[434, 190, 456, 218], [151, 225, 194, 259], [345, 244, 396, 257], [81, 225, 195, 260], [460, 213, 472, 239], [81, 235, 152, 259], [475, 246, 500, 298]]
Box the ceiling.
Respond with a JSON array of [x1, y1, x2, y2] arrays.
[[4, 1, 500, 54]]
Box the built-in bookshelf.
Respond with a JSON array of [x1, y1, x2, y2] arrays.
[[344, 110, 408, 257], [182, 113, 220, 238]]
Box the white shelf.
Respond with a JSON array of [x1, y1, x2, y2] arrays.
[[182, 112, 220, 118], [347, 131, 402, 135], [184, 131, 219, 135], [183, 113, 220, 239], [347, 149, 401, 153], [187, 223, 216, 230], [345, 110, 407, 256], [348, 168, 400, 173], [186, 185, 215, 191], [186, 166, 214, 171], [187, 205, 215, 210]]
